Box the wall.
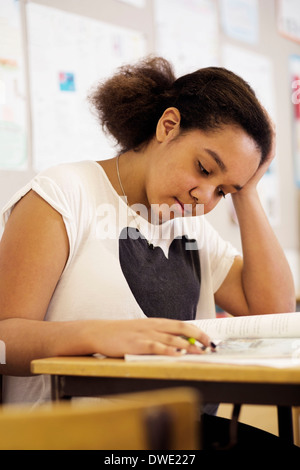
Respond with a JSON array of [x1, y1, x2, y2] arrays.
[[1, 0, 300, 287], [206, 0, 300, 265], [0, 0, 155, 210]]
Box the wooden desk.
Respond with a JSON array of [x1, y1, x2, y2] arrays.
[[31, 356, 300, 445]]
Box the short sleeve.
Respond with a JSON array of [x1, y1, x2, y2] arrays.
[[1, 165, 80, 270]]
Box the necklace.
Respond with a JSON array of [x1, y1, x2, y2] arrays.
[[116, 155, 154, 249]]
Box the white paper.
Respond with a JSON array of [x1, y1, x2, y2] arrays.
[[190, 312, 300, 340], [26, 3, 146, 172], [124, 313, 300, 367], [154, 0, 220, 76], [278, 0, 300, 43], [124, 353, 300, 368], [219, 0, 259, 44]]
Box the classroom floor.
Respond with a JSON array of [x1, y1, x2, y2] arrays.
[[217, 404, 278, 436], [218, 404, 300, 447]]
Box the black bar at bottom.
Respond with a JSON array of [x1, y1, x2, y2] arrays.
[[278, 407, 294, 444]]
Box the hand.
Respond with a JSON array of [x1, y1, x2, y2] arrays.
[[88, 318, 212, 357], [233, 115, 276, 197]]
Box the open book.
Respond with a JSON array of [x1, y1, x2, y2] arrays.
[[125, 312, 300, 367]]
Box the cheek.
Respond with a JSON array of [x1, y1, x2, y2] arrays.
[[203, 198, 221, 215]]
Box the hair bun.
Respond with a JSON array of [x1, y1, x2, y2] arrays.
[[88, 56, 176, 152]]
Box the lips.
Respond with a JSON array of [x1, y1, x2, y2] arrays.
[[174, 198, 193, 215], [175, 197, 184, 209]]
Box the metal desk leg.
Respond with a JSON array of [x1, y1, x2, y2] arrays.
[[51, 375, 71, 401], [277, 406, 294, 445]]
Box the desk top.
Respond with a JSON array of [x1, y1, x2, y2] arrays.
[[31, 356, 300, 385]]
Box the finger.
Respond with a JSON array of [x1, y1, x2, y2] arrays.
[[130, 337, 183, 356], [180, 324, 212, 349], [149, 331, 191, 352], [150, 331, 212, 355], [144, 340, 188, 357], [154, 319, 212, 347]]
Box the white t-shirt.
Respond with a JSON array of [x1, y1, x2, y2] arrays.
[[1, 161, 239, 405]]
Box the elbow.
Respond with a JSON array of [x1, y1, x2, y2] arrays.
[[266, 292, 296, 315]]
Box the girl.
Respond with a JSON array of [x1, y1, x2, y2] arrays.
[[0, 57, 296, 449]]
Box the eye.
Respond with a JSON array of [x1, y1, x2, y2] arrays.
[[218, 187, 226, 199], [198, 161, 210, 176]]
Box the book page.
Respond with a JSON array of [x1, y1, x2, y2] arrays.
[[214, 337, 300, 358], [122, 313, 300, 367], [124, 336, 300, 367], [190, 312, 300, 340]]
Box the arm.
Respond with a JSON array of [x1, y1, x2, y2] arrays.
[[0, 191, 210, 376], [215, 129, 296, 316]]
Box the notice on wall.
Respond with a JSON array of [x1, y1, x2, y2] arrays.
[[277, 0, 300, 43], [0, 0, 27, 170], [219, 0, 259, 44], [26, 3, 146, 172], [154, 0, 220, 77]]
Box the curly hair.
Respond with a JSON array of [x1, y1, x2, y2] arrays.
[[88, 56, 272, 162]]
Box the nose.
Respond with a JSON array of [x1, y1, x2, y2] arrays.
[[190, 185, 218, 213], [190, 184, 216, 205]]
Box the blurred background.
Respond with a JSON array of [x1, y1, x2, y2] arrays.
[[1, 0, 300, 298]]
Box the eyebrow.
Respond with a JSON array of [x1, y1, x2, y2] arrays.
[[204, 148, 243, 192], [204, 148, 227, 171]]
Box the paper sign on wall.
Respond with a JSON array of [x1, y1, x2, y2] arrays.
[[26, 3, 146, 172]]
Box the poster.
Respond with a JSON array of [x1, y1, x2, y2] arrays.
[[0, 0, 27, 170], [219, 0, 259, 44], [277, 0, 300, 43], [26, 3, 146, 172], [154, 0, 219, 76]]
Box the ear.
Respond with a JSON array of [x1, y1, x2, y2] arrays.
[[156, 107, 181, 143]]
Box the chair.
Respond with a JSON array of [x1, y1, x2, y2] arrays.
[[293, 407, 300, 447], [0, 387, 201, 450]]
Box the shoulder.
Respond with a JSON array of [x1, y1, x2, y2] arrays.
[[35, 160, 102, 192]]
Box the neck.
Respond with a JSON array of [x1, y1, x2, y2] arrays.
[[99, 150, 149, 208]]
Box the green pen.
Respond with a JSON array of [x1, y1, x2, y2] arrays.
[[186, 337, 217, 351], [187, 337, 203, 348]]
